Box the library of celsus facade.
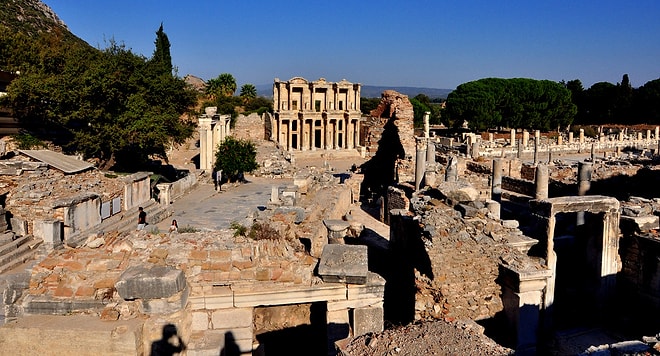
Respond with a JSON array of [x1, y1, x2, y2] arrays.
[[271, 77, 362, 151]]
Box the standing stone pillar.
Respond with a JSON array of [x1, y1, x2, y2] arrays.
[[510, 129, 516, 147], [198, 114, 214, 170], [616, 146, 621, 158], [488, 132, 494, 143], [522, 131, 530, 147], [655, 126, 659, 140], [415, 138, 426, 191], [426, 139, 435, 164], [647, 129, 652, 141], [579, 129, 585, 144], [599, 133, 605, 143], [423, 111, 430, 139], [568, 132, 574, 144], [548, 148, 553, 164], [533, 139, 539, 163], [590, 143, 596, 161], [534, 163, 549, 200], [517, 139, 522, 159], [637, 132, 643, 141], [492, 159, 503, 203], [471, 141, 480, 159], [445, 155, 458, 182], [576, 161, 593, 226], [619, 132, 624, 142], [557, 135, 563, 146], [534, 130, 540, 144]]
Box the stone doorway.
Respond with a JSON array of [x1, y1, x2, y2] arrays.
[[253, 302, 328, 356]]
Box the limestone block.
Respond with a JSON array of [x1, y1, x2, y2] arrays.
[[436, 181, 479, 204], [232, 284, 346, 307], [211, 308, 252, 329], [142, 286, 189, 314], [0, 315, 143, 356], [192, 311, 210, 331], [352, 305, 384, 336], [318, 244, 368, 284], [347, 272, 386, 300], [455, 203, 478, 218], [115, 265, 186, 300], [620, 215, 659, 233]]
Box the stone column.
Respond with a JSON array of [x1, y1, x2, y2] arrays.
[[534, 163, 549, 200], [533, 139, 539, 163], [598, 209, 621, 307], [637, 132, 643, 141], [647, 129, 652, 141], [423, 111, 430, 139], [415, 138, 426, 191], [287, 120, 293, 151], [510, 129, 516, 147], [445, 155, 458, 182], [198, 115, 213, 170], [517, 139, 522, 159], [492, 159, 503, 203], [426, 139, 435, 164], [488, 132, 494, 143], [568, 132, 574, 144], [557, 135, 563, 146], [471, 141, 480, 159], [590, 143, 596, 161], [655, 126, 659, 140], [534, 130, 540, 144], [579, 129, 585, 144], [576, 161, 593, 226], [522, 131, 529, 147]]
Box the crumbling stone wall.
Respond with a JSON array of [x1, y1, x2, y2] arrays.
[[233, 112, 267, 142]]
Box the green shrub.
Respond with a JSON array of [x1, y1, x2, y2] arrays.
[[12, 133, 44, 149], [230, 221, 247, 237], [178, 225, 199, 233]]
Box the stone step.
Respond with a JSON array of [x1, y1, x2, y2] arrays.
[[0, 236, 42, 274], [0, 234, 29, 257], [0, 231, 14, 244]]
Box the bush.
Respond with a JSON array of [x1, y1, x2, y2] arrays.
[[248, 222, 281, 240], [230, 221, 247, 237], [178, 225, 199, 233], [12, 133, 44, 149]]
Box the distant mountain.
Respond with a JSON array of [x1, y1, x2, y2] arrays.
[[255, 83, 452, 99]]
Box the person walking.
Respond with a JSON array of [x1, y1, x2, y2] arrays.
[[137, 207, 147, 230]]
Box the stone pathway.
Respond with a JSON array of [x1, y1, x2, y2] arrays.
[[155, 176, 291, 232]]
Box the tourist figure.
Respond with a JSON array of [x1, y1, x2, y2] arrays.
[[169, 219, 178, 233], [137, 207, 147, 230], [150, 324, 186, 356]]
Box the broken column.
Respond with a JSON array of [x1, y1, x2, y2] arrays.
[[579, 129, 585, 144], [415, 138, 426, 191], [590, 143, 596, 161], [426, 139, 435, 164], [492, 159, 503, 203], [534, 163, 549, 200], [522, 131, 529, 147], [533, 139, 539, 163], [323, 220, 351, 244], [576, 161, 593, 226], [445, 155, 458, 182], [557, 135, 562, 146], [510, 129, 516, 147], [471, 141, 480, 159], [423, 111, 430, 138], [568, 132, 574, 144]]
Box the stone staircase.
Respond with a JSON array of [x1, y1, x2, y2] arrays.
[[0, 231, 43, 274]]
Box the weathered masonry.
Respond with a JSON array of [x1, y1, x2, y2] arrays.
[[272, 77, 362, 151]]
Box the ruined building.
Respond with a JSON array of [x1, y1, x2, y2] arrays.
[[271, 77, 362, 152]]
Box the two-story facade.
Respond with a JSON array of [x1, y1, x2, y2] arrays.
[[271, 77, 362, 151]]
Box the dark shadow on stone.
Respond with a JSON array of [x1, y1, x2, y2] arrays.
[[219, 331, 240, 356], [360, 117, 405, 199], [254, 303, 327, 356], [150, 323, 186, 356]]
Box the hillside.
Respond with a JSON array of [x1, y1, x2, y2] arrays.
[[0, 0, 70, 37], [255, 83, 452, 99]]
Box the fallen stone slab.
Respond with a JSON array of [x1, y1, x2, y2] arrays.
[[318, 244, 368, 284], [115, 265, 186, 300]]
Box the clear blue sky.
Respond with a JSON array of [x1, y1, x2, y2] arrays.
[[44, 0, 660, 90]]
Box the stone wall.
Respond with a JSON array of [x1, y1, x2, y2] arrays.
[[233, 112, 266, 142], [502, 176, 535, 197], [122, 172, 151, 211]]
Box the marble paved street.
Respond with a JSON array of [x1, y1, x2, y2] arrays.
[[155, 176, 291, 232]]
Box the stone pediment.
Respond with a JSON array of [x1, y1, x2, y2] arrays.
[[288, 77, 309, 84]]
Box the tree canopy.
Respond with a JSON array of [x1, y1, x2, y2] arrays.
[[213, 136, 259, 182], [2, 25, 196, 170], [444, 78, 576, 131]]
